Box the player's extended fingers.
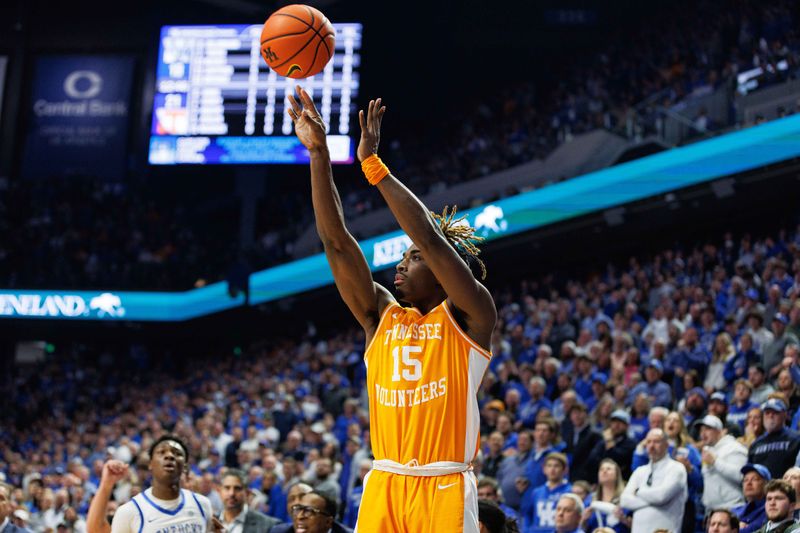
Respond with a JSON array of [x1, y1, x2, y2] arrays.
[[367, 99, 375, 122], [359, 109, 367, 131], [298, 87, 320, 115], [376, 104, 386, 126], [286, 95, 301, 120]]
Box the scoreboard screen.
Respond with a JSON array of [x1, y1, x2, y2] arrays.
[[149, 23, 361, 165]]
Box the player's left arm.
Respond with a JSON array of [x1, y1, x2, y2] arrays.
[[359, 99, 496, 347]]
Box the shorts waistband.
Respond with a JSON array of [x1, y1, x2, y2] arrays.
[[371, 459, 471, 477]]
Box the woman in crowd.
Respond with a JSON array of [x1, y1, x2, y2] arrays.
[[738, 406, 765, 448], [706, 332, 737, 391], [782, 467, 800, 520], [664, 411, 703, 533], [581, 459, 630, 533]]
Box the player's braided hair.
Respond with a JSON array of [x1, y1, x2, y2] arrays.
[[431, 205, 487, 280]]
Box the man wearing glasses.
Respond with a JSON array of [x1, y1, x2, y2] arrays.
[[620, 428, 688, 533], [281, 491, 352, 533]]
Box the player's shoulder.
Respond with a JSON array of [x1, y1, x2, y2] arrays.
[[184, 490, 213, 509], [116, 498, 140, 514], [187, 490, 211, 504]]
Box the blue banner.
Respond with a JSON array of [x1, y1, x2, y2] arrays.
[[3, 114, 800, 321], [22, 55, 134, 179]]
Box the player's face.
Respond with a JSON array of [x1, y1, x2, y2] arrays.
[[149, 440, 186, 483], [394, 247, 440, 304], [220, 475, 246, 512]]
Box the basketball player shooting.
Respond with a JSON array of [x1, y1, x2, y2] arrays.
[[288, 86, 496, 532]]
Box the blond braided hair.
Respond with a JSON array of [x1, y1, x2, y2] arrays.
[[430, 205, 487, 280]]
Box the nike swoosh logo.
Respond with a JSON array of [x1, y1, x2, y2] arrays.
[[437, 482, 458, 490]]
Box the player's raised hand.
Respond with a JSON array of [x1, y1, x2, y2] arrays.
[[100, 460, 129, 487], [357, 98, 386, 162], [288, 86, 328, 153]]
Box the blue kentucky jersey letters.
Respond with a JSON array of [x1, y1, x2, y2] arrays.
[[521, 481, 572, 533]]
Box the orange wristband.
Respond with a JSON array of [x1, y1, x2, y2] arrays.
[[361, 154, 390, 185]]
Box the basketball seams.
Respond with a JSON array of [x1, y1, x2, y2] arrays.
[[261, 6, 335, 77], [267, 30, 320, 70], [271, 12, 334, 60], [260, 26, 313, 45]]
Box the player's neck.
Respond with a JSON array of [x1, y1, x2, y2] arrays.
[[409, 292, 446, 315], [151, 479, 181, 500]]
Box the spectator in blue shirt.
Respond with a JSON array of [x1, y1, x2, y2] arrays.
[[627, 361, 672, 408], [573, 352, 596, 404], [732, 464, 770, 533], [519, 452, 572, 533], [519, 377, 553, 430], [729, 379, 757, 429], [525, 418, 565, 490], [664, 327, 711, 400], [497, 430, 535, 511]]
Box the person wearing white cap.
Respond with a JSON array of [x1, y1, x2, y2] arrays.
[[0, 484, 32, 533], [620, 428, 687, 533], [699, 414, 749, 510]]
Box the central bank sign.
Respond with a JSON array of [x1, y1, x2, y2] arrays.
[[0, 292, 126, 319]]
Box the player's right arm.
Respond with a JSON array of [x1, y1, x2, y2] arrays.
[[87, 460, 129, 533], [288, 86, 394, 336]]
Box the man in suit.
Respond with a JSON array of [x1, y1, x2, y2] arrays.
[[219, 469, 283, 533], [270, 486, 353, 533], [562, 402, 601, 482], [0, 483, 32, 533]]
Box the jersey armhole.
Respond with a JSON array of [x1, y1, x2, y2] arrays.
[[441, 301, 491, 360], [131, 498, 144, 533], [364, 302, 399, 361]]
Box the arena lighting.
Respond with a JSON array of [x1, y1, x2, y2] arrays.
[[3, 114, 800, 321]]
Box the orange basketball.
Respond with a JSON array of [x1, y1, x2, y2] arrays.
[[260, 4, 336, 79]]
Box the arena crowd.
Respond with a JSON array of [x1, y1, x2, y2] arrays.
[[4, 220, 800, 533]]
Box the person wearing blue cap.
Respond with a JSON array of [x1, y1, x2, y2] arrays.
[[731, 464, 770, 533], [748, 398, 800, 479], [585, 410, 636, 483], [573, 352, 597, 405], [626, 360, 672, 409]]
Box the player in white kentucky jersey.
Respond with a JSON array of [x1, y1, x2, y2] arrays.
[[111, 435, 215, 533]]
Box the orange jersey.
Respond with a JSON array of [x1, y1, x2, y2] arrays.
[[364, 301, 492, 465]]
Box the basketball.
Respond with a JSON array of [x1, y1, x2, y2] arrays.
[[260, 4, 336, 79]]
